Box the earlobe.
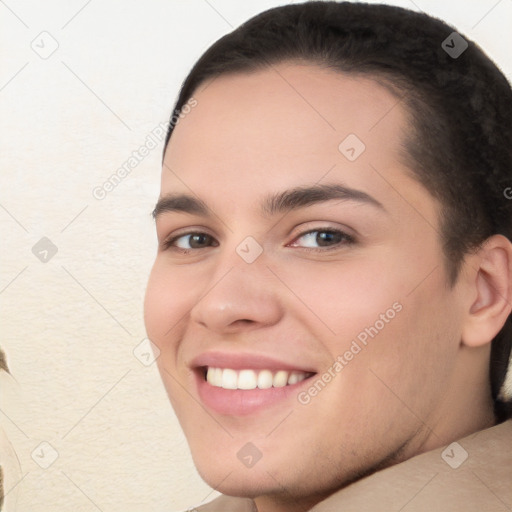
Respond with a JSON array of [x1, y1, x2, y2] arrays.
[[461, 235, 512, 348]]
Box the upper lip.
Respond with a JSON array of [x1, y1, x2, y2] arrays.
[[190, 351, 317, 373]]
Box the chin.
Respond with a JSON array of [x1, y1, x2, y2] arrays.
[[193, 459, 273, 498]]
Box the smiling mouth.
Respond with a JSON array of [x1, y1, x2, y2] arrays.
[[202, 367, 316, 390]]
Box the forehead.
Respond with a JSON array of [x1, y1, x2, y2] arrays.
[[162, 63, 431, 220], [167, 63, 406, 167]]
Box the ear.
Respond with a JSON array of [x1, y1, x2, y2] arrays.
[[461, 235, 512, 347]]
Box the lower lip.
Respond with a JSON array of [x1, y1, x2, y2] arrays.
[[195, 370, 315, 416]]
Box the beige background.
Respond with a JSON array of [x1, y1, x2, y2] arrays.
[[1, 1, 511, 511]]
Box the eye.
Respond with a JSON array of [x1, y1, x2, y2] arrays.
[[163, 232, 218, 251], [288, 228, 354, 250], [161, 228, 354, 253]]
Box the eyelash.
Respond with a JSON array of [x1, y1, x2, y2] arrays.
[[161, 228, 355, 253]]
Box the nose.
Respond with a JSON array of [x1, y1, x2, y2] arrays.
[[189, 254, 284, 334]]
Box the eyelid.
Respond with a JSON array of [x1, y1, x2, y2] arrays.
[[160, 227, 218, 250], [287, 220, 357, 241], [287, 227, 356, 249]]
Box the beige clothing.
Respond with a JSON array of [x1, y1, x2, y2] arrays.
[[191, 420, 512, 511]]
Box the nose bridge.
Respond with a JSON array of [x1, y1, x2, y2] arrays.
[[189, 241, 283, 331], [207, 233, 269, 292]]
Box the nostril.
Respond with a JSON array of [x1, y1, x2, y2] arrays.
[[232, 319, 255, 327]]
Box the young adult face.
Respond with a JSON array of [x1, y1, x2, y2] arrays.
[[144, 63, 494, 509]]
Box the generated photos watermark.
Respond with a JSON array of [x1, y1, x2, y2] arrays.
[[297, 301, 403, 405], [92, 97, 197, 200]]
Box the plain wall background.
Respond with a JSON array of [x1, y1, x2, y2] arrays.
[[1, 1, 511, 510]]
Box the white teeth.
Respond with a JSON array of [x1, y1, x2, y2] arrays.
[[273, 370, 288, 388], [221, 368, 238, 389], [288, 371, 307, 385], [214, 367, 223, 387], [205, 367, 311, 390], [238, 369, 257, 390], [257, 370, 273, 389]]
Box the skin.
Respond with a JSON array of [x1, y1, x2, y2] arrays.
[[144, 63, 512, 512]]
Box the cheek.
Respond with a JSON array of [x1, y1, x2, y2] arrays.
[[346, 270, 461, 425], [144, 259, 215, 403], [144, 259, 199, 343], [144, 262, 199, 414], [274, 255, 405, 344], [279, 253, 458, 410]]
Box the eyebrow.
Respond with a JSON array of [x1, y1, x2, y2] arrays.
[[152, 183, 385, 219]]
